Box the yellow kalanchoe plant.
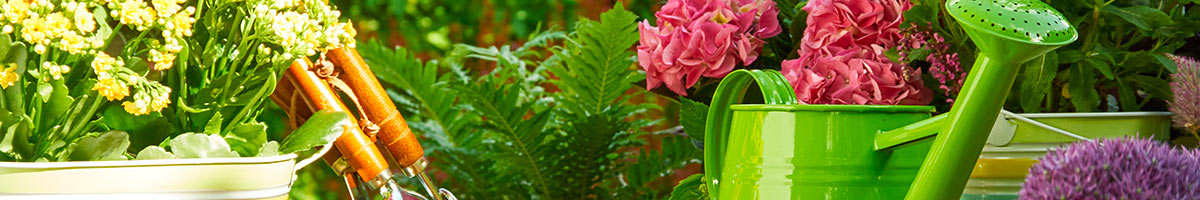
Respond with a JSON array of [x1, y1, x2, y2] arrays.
[[0, 0, 353, 161]]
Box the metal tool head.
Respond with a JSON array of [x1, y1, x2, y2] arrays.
[[947, 0, 1078, 62]]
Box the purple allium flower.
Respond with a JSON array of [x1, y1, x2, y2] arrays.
[[1020, 137, 1200, 200], [1169, 54, 1200, 138], [897, 25, 963, 102]]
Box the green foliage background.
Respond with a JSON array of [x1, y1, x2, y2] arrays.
[[278, 4, 704, 199]]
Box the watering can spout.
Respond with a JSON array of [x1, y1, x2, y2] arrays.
[[875, 114, 947, 151]]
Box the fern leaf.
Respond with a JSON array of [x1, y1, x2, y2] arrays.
[[550, 4, 642, 115]]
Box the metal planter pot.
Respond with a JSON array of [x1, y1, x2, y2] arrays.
[[962, 112, 1173, 200], [0, 154, 298, 199]]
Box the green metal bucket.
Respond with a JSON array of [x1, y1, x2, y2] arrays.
[[705, 70, 936, 199]]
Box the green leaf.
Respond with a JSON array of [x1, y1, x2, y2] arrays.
[[98, 105, 161, 130], [36, 81, 52, 102], [258, 141, 279, 157], [1068, 65, 1100, 112], [67, 131, 131, 161], [279, 110, 349, 154], [1101, 6, 1174, 31], [668, 174, 707, 200], [547, 4, 642, 114], [224, 121, 267, 157], [679, 99, 708, 140], [1084, 55, 1114, 79], [135, 146, 175, 160], [1116, 79, 1139, 111], [1154, 54, 1179, 73], [204, 112, 222, 135], [1019, 52, 1058, 113], [41, 80, 72, 122], [1128, 75, 1173, 101], [169, 132, 239, 158], [92, 7, 111, 46], [0, 34, 10, 58], [1058, 50, 1085, 63]]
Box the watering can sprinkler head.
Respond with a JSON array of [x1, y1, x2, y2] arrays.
[[947, 0, 1077, 63]]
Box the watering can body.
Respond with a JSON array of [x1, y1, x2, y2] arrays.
[[716, 104, 934, 199], [704, 70, 937, 199]]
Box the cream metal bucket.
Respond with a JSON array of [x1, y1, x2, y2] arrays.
[[961, 111, 1173, 199], [0, 154, 298, 199]]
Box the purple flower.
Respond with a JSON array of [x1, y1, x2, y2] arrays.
[[638, 0, 781, 96], [1020, 137, 1200, 200], [1169, 54, 1200, 138]]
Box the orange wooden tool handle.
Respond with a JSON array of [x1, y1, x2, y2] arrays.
[[271, 58, 390, 182], [327, 47, 425, 167]]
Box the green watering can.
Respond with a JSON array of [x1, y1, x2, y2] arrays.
[[703, 0, 1077, 199]]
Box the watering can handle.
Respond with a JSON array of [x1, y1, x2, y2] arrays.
[[704, 69, 798, 199]]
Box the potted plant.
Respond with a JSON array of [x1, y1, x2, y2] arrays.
[[892, 0, 1199, 198], [0, 0, 353, 198]]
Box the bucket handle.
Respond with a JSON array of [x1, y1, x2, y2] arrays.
[[704, 69, 797, 199]]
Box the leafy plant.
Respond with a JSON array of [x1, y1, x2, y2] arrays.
[[0, 0, 355, 162], [1005, 0, 1199, 113], [358, 5, 700, 199]]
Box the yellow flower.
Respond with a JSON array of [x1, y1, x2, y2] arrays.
[[163, 8, 195, 37], [0, 64, 19, 89], [148, 88, 170, 111], [1, 0, 32, 23], [121, 84, 170, 115], [122, 99, 149, 115], [92, 52, 116, 74], [92, 76, 129, 101], [271, 0, 300, 9], [21, 17, 49, 45], [150, 0, 181, 18], [73, 4, 96, 33], [117, 0, 154, 30], [44, 13, 71, 39], [33, 44, 46, 54], [59, 31, 88, 53], [148, 48, 174, 70], [42, 61, 69, 80]]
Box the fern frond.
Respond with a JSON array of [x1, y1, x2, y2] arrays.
[[549, 4, 643, 115], [455, 78, 555, 198]]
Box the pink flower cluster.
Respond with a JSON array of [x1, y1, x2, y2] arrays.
[[898, 25, 963, 102], [781, 0, 932, 105], [638, 0, 782, 96]]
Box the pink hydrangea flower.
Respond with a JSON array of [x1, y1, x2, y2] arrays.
[[796, 0, 910, 64], [638, 0, 781, 96], [781, 0, 930, 105], [782, 45, 931, 105]]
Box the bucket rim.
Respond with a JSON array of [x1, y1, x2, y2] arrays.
[[729, 104, 935, 113], [0, 154, 298, 169], [1006, 111, 1172, 118]]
